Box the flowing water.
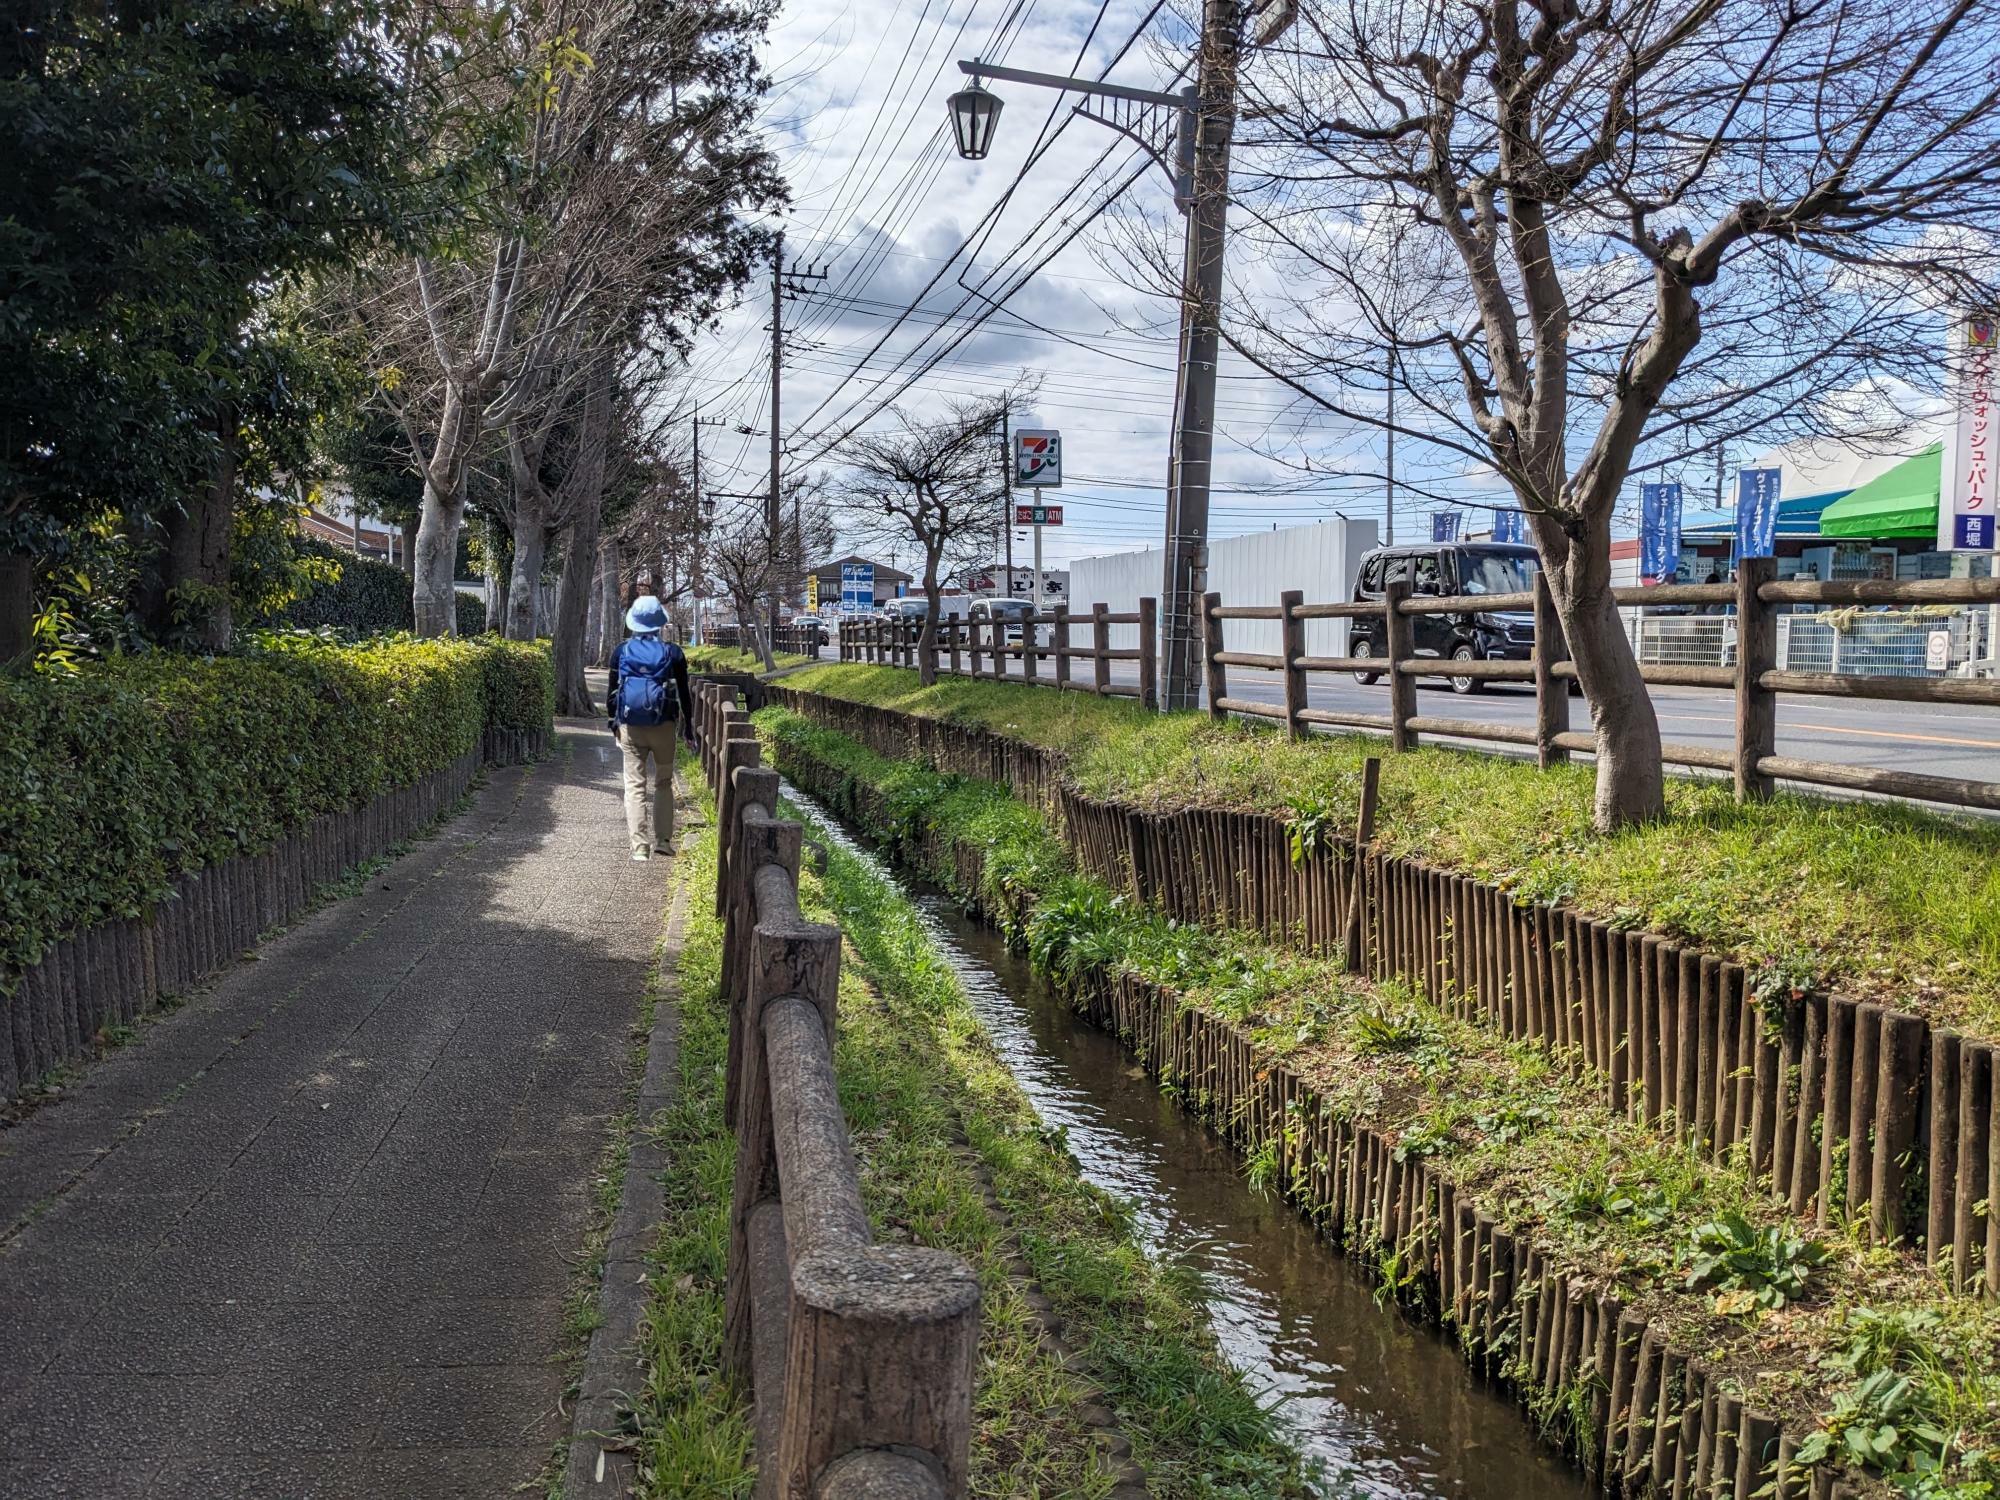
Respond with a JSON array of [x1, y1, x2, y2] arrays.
[[786, 786, 1594, 1500]]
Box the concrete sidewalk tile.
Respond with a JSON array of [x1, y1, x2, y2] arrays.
[[0, 725, 655, 1485]]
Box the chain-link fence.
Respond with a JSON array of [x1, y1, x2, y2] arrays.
[[1627, 607, 1994, 677]]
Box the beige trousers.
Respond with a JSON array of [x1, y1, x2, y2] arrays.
[[619, 721, 680, 852]]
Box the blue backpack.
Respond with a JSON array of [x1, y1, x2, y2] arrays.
[[616, 636, 679, 727]]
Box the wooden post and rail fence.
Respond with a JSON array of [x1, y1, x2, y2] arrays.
[[692, 681, 980, 1499], [823, 569, 2000, 814], [838, 601, 1159, 708], [1198, 564, 2000, 811]]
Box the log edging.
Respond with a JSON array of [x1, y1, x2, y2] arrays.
[[763, 683, 1990, 1297], [2, 725, 551, 1100]]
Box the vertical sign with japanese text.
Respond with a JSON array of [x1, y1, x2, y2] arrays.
[[839, 562, 874, 614], [1491, 509, 1527, 544], [1735, 468, 1783, 559], [1431, 511, 1462, 542], [1640, 482, 1684, 581], [1942, 314, 1999, 553]]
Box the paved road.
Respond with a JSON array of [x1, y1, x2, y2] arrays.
[[808, 647, 2000, 785], [0, 722, 665, 1498]]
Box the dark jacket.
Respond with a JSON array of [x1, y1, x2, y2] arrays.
[[608, 635, 694, 728]]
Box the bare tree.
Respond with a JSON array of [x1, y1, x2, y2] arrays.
[[351, 0, 782, 639], [1115, 0, 2000, 829], [706, 481, 831, 668], [839, 392, 1020, 684]]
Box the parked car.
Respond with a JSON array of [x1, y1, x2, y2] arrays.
[[1348, 542, 1542, 694], [787, 615, 827, 647], [970, 597, 1049, 648]]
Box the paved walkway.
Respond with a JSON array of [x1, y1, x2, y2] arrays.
[[0, 719, 669, 1498]]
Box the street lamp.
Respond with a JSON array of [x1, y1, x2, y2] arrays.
[[946, 81, 1004, 160]]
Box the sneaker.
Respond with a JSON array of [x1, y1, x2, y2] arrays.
[[653, 843, 674, 856], [631, 847, 651, 862]]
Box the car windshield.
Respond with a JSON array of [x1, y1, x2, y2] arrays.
[[1459, 550, 1539, 596], [989, 600, 1030, 617]]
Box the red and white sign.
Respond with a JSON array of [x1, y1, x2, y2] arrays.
[[1942, 313, 1998, 552], [1013, 430, 1062, 488], [1014, 503, 1063, 526]]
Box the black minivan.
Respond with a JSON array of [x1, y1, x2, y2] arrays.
[[1348, 542, 1541, 694]]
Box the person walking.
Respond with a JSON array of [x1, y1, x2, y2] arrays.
[[608, 595, 695, 861]]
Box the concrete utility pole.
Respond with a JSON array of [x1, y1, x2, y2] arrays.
[[1384, 344, 1395, 546], [768, 235, 783, 643], [1159, 0, 1245, 711], [1000, 395, 1014, 593]]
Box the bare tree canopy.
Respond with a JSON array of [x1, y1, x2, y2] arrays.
[[1138, 0, 2000, 827], [839, 389, 1027, 684]]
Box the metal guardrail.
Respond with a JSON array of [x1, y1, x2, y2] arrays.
[[693, 683, 979, 1499], [1201, 565, 2000, 813], [837, 602, 1159, 707]]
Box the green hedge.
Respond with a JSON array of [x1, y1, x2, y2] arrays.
[[276, 539, 488, 637], [0, 635, 552, 977]]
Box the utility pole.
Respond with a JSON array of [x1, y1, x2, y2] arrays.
[[768, 235, 783, 645], [1384, 344, 1395, 546], [1158, 0, 1245, 711], [1000, 395, 1014, 594]]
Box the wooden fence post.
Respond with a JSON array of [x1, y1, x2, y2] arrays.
[[1023, 612, 1039, 680], [1091, 602, 1111, 695], [948, 617, 962, 676], [1053, 604, 1071, 688], [969, 617, 984, 677], [1532, 571, 1571, 768], [1735, 556, 1777, 800], [1279, 588, 1306, 739], [1384, 576, 1417, 751], [1343, 757, 1381, 972], [1137, 596, 1158, 709], [1201, 591, 1227, 719]]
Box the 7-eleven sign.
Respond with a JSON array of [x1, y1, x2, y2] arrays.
[[1013, 429, 1061, 488]]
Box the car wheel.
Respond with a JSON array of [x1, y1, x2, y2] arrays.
[[1351, 637, 1380, 686], [1449, 644, 1481, 695]]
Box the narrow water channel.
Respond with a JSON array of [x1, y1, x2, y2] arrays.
[[785, 787, 1593, 1500]]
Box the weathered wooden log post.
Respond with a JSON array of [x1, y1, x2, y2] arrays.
[[1735, 556, 1777, 801], [1201, 591, 1227, 720], [1384, 576, 1417, 752], [1092, 602, 1111, 695], [1532, 571, 1570, 768], [1138, 595, 1159, 709], [1279, 588, 1307, 739], [1343, 757, 1381, 973], [1052, 604, 1071, 687]]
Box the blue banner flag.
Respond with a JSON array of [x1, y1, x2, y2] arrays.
[[1431, 511, 1462, 542], [1640, 482, 1683, 581], [1492, 509, 1527, 544], [1735, 468, 1782, 559]]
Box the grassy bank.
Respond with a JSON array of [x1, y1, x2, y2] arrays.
[[759, 704, 2000, 1498], [632, 769, 1323, 1496], [776, 663, 2000, 1039], [683, 644, 809, 674]]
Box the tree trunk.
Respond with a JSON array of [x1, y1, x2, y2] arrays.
[[918, 549, 941, 686], [593, 537, 621, 667], [1546, 541, 1665, 830], [153, 421, 237, 652], [505, 513, 545, 640], [492, 546, 512, 638], [399, 520, 418, 577], [0, 550, 34, 668], [552, 348, 613, 715], [411, 472, 464, 637]]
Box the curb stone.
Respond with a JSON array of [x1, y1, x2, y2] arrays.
[[563, 834, 692, 1496]]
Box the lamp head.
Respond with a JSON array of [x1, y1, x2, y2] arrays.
[[947, 80, 1003, 160]]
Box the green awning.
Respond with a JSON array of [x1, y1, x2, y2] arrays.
[[1817, 445, 1941, 539]]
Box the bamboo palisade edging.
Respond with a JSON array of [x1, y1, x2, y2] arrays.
[[765, 722, 1892, 1500], [836, 600, 1158, 708], [695, 682, 979, 1500], [0, 723, 548, 1102], [763, 684, 2000, 1303]]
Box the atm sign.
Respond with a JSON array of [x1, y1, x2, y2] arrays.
[[1014, 504, 1063, 526]]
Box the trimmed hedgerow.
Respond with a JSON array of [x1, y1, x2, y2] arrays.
[[0, 634, 552, 977], [272, 538, 488, 637]]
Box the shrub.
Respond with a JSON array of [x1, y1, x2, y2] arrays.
[[270, 537, 490, 638], [1681, 1212, 1828, 1312], [0, 635, 552, 977]]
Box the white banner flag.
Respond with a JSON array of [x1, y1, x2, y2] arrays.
[[1941, 313, 1999, 553]]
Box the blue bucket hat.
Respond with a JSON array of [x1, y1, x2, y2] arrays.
[[624, 595, 668, 633]]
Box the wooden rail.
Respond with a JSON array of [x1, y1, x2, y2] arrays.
[[692, 682, 980, 1499], [837, 600, 1158, 708], [1203, 565, 2000, 812]]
